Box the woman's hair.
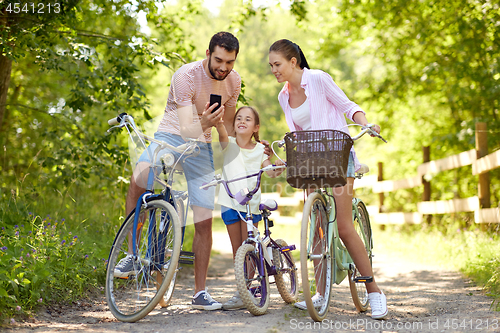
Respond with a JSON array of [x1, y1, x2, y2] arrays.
[[234, 106, 260, 142], [269, 39, 310, 69]]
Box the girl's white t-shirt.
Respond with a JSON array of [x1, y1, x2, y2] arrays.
[[217, 136, 267, 213], [290, 98, 311, 130]]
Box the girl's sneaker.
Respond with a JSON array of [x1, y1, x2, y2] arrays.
[[222, 293, 244, 310], [192, 290, 222, 310], [368, 292, 388, 319], [294, 293, 325, 310]]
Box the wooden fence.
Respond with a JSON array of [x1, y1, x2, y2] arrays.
[[262, 122, 499, 225]]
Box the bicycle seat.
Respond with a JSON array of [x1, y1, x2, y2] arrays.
[[357, 163, 369, 175], [259, 199, 278, 211]]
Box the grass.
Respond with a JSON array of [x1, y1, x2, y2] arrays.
[[0, 182, 124, 324], [374, 223, 500, 311], [3, 178, 498, 327]]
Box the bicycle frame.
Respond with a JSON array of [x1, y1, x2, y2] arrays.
[[108, 113, 196, 261], [315, 189, 373, 286], [202, 166, 295, 274]]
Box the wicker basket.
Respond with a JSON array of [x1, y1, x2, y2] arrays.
[[284, 130, 353, 189]]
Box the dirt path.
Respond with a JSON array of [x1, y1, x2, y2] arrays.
[[8, 231, 499, 333]]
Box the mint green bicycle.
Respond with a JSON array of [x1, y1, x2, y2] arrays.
[[275, 124, 386, 321]]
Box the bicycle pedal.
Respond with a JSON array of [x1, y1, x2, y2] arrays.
[[180, 250, 195, 258], [178, 259, 194, 265], [179, 251, 195, 265], [280, 245, 296, 252], [353, 276, 373, 283]]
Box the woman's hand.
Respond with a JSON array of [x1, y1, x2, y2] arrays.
[[368, 123, 381, 134]]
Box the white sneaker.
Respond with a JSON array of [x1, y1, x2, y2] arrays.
[[294, 293, 325, 310], [222, 293, 244, 310], [368, 292, 388, 319]]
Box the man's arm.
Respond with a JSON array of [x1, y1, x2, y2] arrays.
[[178, 103, 225, 140]]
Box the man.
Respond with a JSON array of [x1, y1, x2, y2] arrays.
[[115, 32, 241, 310]]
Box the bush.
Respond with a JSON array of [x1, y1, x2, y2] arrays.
[[0, 187, 119, 321]]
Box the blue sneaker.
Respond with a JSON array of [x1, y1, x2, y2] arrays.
[[114, 254, 138, 278], [192, 291, 222, 310]]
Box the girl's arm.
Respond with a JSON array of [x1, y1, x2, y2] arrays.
[[262, 158, 285, 178], [216, 120, 229, 150]]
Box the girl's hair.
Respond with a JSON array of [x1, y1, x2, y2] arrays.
[[269, 39, 310, 69], [234, 106, 260, 142]]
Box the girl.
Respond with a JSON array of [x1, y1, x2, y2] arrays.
[[268, 39, 388, 319], [216, 106, 284, 310]]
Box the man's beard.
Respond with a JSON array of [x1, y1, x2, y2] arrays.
[[208, 57, 230, 81]]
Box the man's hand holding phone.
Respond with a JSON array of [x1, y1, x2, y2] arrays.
[[200, 95, 225, 132]]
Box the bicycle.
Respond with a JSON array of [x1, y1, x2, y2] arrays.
[[273, 124, 387, 321], [104, 113, 197, 322], [200, 165, 298, 315]]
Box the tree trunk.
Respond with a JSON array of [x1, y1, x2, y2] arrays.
[[0, 9, 12, 133], [0, 53, 12, 132]]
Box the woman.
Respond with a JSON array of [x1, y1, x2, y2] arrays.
[[268, 39, 388, 319]]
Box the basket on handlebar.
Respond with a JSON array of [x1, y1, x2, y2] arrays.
[[284, 130, 353, 188]]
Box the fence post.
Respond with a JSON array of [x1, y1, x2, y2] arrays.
[[378, 162, 384, 212], [422, 146, 432, 224], [476, 122, 490, 209], [377, 162, 385, 230]]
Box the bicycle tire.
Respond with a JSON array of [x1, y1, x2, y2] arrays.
[[273, 239, 298, 303], [349, 200, 372, 312], [235, 243, 270, 315], [157, 196, 185, 308], [300, 192, 332, 321], [105, 198, 181, 322]]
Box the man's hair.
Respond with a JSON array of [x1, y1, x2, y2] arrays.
[[209, 32, 239, 56]]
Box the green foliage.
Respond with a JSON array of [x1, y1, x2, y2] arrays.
[[0, 188, 116, 320], [1, 0, 499, 320], [0, 0, 202, 322]]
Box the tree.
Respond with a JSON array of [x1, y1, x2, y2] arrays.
[[0, 0, 195, 190]]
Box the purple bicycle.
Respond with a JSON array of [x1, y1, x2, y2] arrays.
[[201, 165, 298, 315]]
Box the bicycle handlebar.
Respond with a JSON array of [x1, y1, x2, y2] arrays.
[[199, 165, 286, 203], [107, 112, 198, 154], [351, 124, 387, 143]]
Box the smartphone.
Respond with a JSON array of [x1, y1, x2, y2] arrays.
[[210, 94, 222, 113]]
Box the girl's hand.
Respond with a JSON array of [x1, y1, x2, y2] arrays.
[[201, 102, 225, 130], [275, 159, 286, 166]]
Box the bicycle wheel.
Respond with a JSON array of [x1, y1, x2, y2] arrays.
[[106, 198, 181, 322], [349, 200, 372, 312], [273, 239, 298, 303], [300, 192, 332, 321], [157, 196, 185, 308], [235, 243, 270, 315]]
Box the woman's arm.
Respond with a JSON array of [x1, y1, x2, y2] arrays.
[[353, 111, 381, 134]]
